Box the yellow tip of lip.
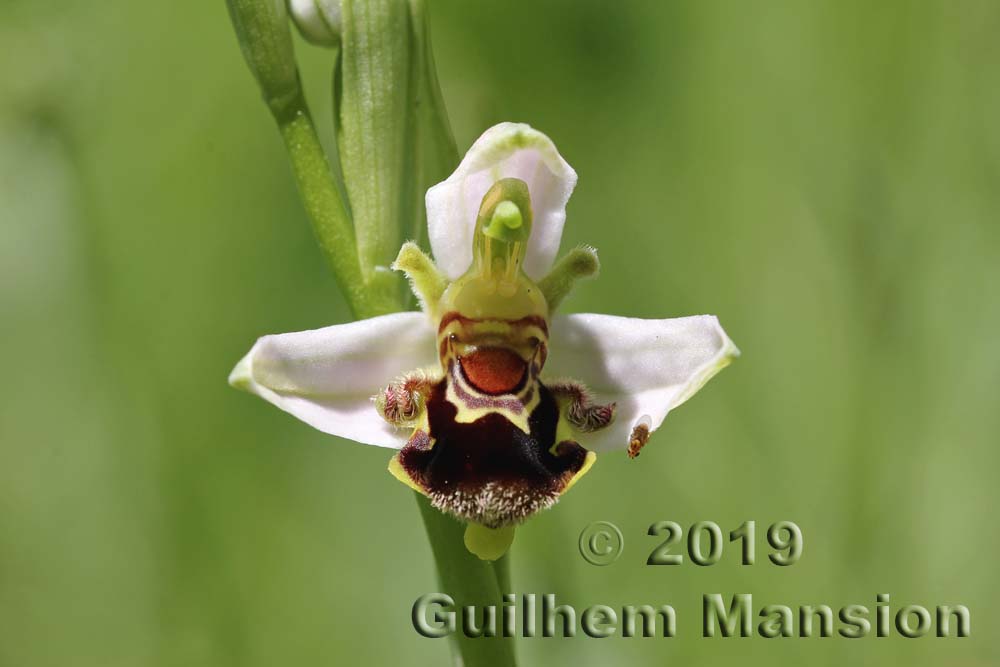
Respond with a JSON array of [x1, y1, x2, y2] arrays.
[[464, 523, 515, 562], [388, 455, 425, 494], [563, 450, 597, 493]]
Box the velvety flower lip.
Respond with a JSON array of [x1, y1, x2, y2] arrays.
[[229, 121, 738, 557], [229, 312, 437, 448]]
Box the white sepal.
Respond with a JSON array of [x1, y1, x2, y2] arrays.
[[229, 312, 437, 448], [545, 313, 739, 451]]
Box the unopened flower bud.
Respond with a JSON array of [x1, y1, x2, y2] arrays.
[[226, 0, 299, 112], [288, 0, 342, 47]]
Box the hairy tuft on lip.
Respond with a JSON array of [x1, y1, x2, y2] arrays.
[[430, 482, 560, 529]]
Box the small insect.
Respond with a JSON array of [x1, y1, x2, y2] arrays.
[[627, 415, 653, 459], [378, 178, 614, 544]]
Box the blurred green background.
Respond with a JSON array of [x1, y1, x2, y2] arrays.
[[2, 1, 998, 665]]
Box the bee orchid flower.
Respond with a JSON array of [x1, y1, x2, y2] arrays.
[[229, 122, 738, 560]]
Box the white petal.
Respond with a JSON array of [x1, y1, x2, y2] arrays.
[[426, 122, 578, 281], [545, 313, 739, 452], [228, 312, 437, 448]]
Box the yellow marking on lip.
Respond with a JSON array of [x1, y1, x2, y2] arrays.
[[445, 377, 537, 434], [467, 321, 514, 336], [562, 450, 597, 493], [388, 454, 425, 494], [437, 319, 549, 369], [552, 412, 576, 454]]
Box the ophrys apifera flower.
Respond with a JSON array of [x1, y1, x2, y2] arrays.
[[229, 122, 738, 559]]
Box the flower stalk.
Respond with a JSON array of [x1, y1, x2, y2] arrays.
[[417, 496, 516, 667], [226, 1, 517, 664]]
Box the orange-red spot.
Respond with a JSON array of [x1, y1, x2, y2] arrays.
[[459, 347, 527, 395]]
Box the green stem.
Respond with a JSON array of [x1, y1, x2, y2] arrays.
[[404, 5, 513, 661], [226, 3, 515, 664], [276, 85, 517, 666], [494, 552, 511, 596], [416, 495, 517, 666], [404, 4, 515, 661]]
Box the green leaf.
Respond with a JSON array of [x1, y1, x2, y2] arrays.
[[334, 0, 458, 309], [336, 1, 412, 287]]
